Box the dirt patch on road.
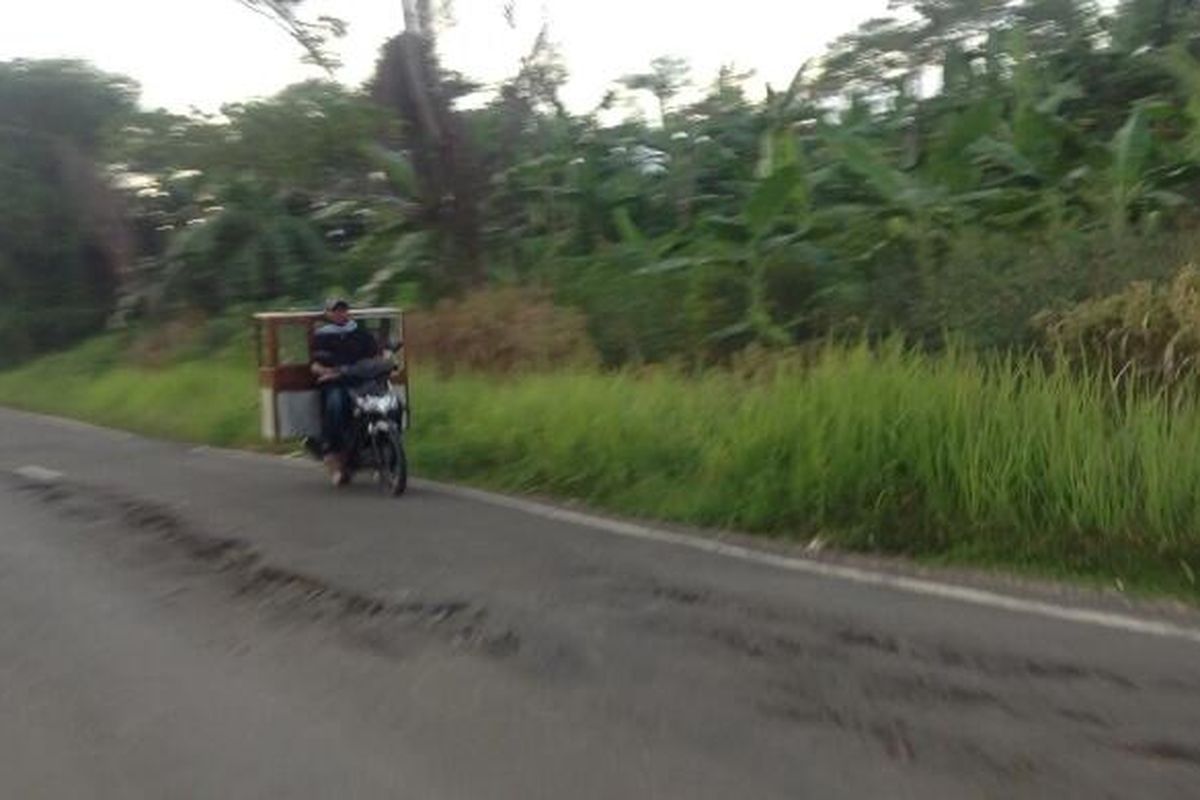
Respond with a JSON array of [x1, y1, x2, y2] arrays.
[[8, 473, 523, 660]]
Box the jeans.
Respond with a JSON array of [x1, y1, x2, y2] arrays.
[[320, 384, 352, 454]]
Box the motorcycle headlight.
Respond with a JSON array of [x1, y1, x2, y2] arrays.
[[362, 393, 399, 414]]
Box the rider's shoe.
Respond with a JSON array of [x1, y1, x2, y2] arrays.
[[324, 454, 347, 488]]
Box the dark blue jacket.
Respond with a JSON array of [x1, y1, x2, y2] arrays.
[[312, 320, 379, 370]]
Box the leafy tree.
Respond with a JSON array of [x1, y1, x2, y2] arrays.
[[1113, 0, 1200, 50], [238, 0, 487, 290], [162, 177, 329, 311], [0, 59, 138, 361], [19, 0, 1200, 364], [620, 56, 692, 127], [234, 0, 347, 71], [217, 81, 392, 193]]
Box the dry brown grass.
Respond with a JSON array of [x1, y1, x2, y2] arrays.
[[405, 287, 599, 375], [1034, 265, 1200, 389]]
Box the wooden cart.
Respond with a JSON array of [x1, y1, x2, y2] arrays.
[[253, 307, 409, 443]]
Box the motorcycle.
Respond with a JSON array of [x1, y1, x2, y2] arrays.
[[254, 307, 411, 498], [305, 363, 408, 496]]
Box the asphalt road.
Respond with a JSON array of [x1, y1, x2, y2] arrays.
[[2, 407, 1200, 799]]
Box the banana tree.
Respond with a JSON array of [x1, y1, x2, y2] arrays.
[[919, 28, 1091, 231], [1164, 44, 1200, 162], [633, 69, 830, 349], [163, 177, 329, 310], [312, 144, 436, 302], [1105, 100, 1189, 237]]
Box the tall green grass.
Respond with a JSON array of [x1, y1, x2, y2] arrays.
[[414, 345, 1200, 596], [0, 333, 259, 446], [4, 334, 1200, 597]]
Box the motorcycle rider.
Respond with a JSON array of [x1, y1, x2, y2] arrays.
[[310, 298, 380, 485]]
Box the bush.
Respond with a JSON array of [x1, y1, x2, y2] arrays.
[[405, 286, 599, 374], [1034, 264, 1200, 389], [552, 251, 693, 366]]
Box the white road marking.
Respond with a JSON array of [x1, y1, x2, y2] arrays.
[[14, 466, 64, 483], [8, 398, 1197, 644], [170, 444, 1200, 644], [423, 481, 1200, 646]]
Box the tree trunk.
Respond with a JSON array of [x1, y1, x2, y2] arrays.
[[375, 7, 485, 289]]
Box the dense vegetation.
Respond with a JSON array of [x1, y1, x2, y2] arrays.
[[9, 0, 1200, 596], [9, 1, 1200, 364]]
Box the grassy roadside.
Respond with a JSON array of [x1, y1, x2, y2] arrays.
[[0, 334, 260, 446], [3, 332, 1200, 601]]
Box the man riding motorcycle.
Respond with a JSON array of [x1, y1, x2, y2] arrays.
[[310, 298, 381, 485]]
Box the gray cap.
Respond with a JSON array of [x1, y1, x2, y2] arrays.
[[324, 297, 350, 312]]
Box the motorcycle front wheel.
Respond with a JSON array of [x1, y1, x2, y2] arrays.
[[372, 427, 408, 497]]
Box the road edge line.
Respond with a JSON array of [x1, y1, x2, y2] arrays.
[[421, 480, 1200, 645], [132, 438, 1200, 645]]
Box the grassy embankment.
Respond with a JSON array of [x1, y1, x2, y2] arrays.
[[3, 328, 1199, 600]]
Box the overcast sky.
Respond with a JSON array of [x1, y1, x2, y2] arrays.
[[0, 1, 893, 113]]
